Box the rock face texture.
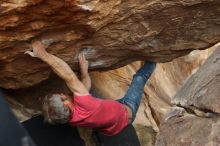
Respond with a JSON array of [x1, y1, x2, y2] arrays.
[[172, 46, 220, 114], [90, 48, 211, 127], [1, 0, 220, 89], [156, 113, 220, 146], [4, 48, 212, 145], [6, 48, 210, 121], [156, 46, 220, 146]]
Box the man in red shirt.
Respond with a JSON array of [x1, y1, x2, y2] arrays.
[[26, 40, 156, 136]]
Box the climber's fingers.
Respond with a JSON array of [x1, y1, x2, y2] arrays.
[[79, 52, 87, 61], [81, 52, 87, 62], [78, 53, 83, 62]]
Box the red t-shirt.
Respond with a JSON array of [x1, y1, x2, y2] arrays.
[[69, 94, 129, 136]]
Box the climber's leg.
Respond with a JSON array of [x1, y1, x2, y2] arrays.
[[117, 61, 156, 122]]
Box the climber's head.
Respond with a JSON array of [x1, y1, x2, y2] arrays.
[[42, 93, 73, 124]]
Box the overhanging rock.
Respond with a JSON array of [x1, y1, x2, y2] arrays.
[[1, 0, 220, 89]]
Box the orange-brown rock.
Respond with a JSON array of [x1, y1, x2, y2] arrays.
[[5, 49, 211, 123], [4, 48, 211, 146], [90, 49, 212, 130], [0, 0, 220, 89]]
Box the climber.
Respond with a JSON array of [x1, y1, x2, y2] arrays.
[[25, 40, 156, 136]]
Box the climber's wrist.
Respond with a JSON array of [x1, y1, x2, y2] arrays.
[[39, 52, 49, 60]]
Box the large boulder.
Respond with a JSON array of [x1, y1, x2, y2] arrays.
[[0, 0, 220, 89], [5, 49, 210, 122], [90, 49, 212, 130], [156, 46, 220, 146], [5, 48, 211, 146], [172, 45, 220, 114]]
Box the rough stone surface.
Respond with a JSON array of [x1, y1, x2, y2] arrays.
[[172, 45, 220, 114], [4, 49, 211, 146], [1, 0, 220, 89], [134, 124, 156, 146], [4, 49, 210, 122], [156, 46, 220, 146], [156, 113, 220, 146]]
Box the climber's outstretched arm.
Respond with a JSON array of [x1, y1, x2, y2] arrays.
[[79, 53, 91, 91], [26, 41, 89, 96]]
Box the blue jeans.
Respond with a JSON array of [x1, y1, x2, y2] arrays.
[[117, 61, 156, 123]]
